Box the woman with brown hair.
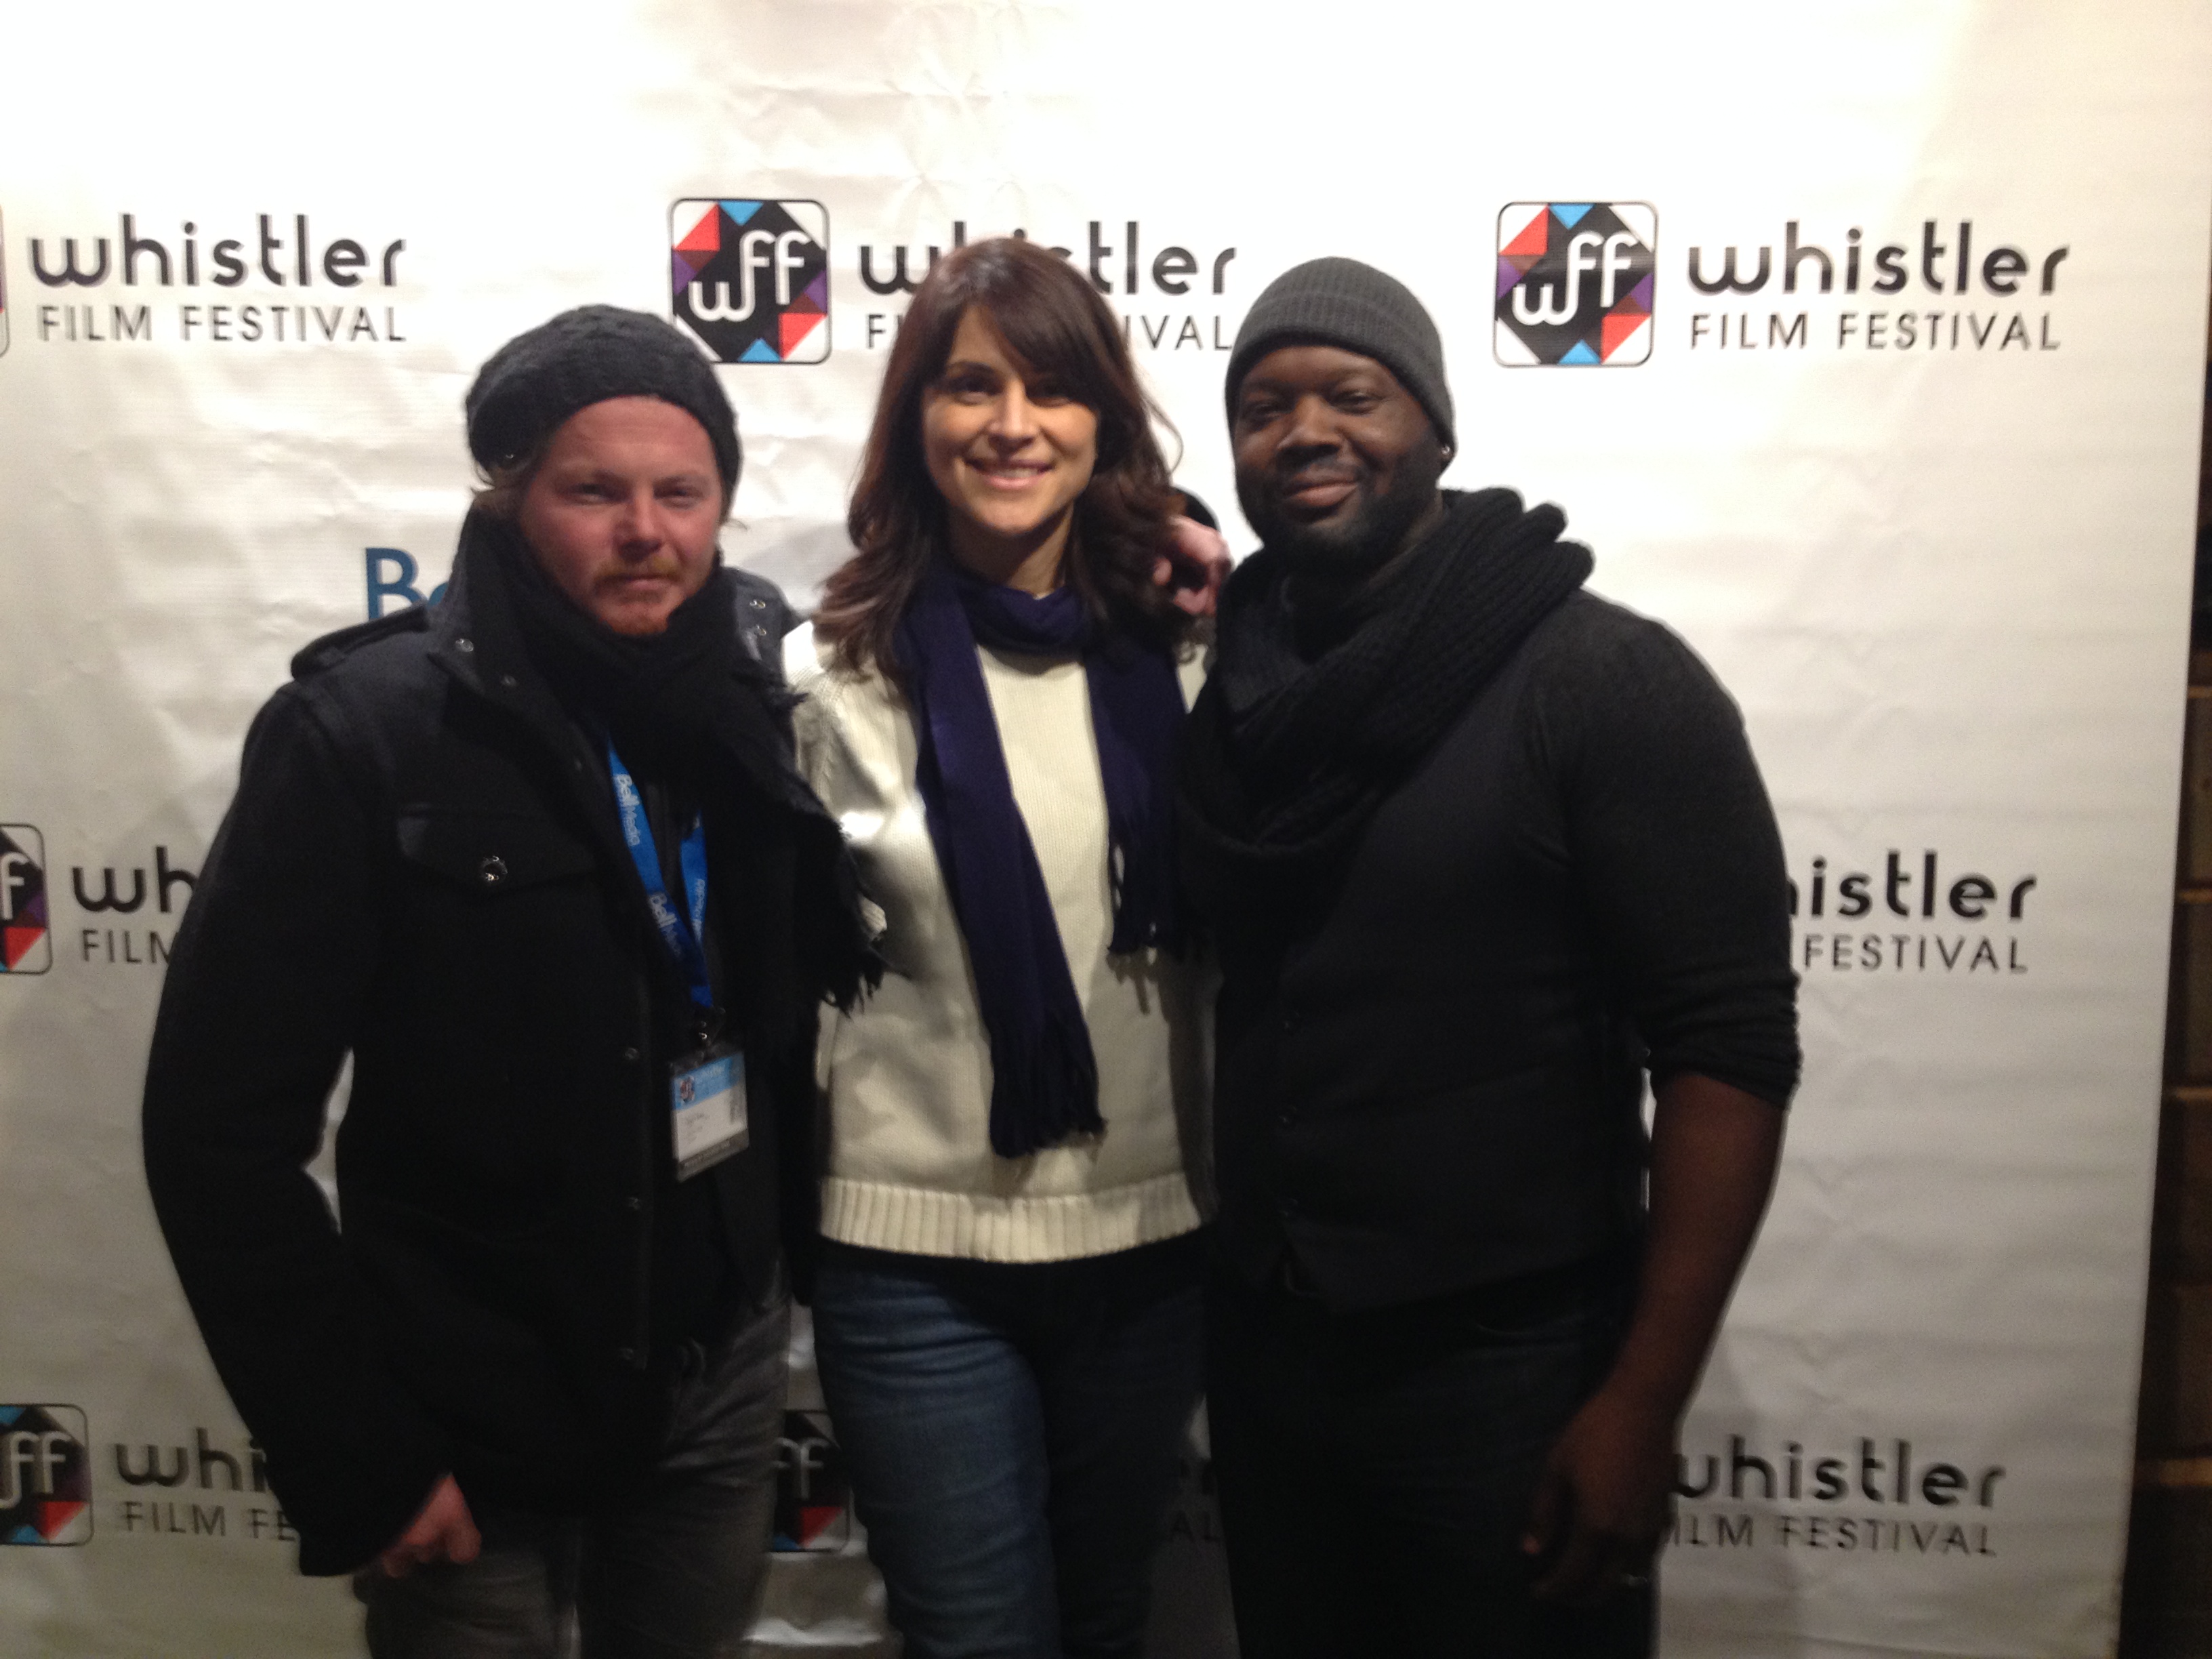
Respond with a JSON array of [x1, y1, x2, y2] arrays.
[[786, 235, 1212, 1658]]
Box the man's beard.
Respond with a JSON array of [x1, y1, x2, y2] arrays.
[[1237, 445, 1445, 580]]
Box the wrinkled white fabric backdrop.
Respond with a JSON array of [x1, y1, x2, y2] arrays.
[[0, 3, 2207, 1654]]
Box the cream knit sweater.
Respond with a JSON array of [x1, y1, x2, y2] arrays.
[[787, 621, 1212, 1263]]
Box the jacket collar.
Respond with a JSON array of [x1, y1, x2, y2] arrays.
[[422, 521, 644, 882], [426, 518, 589, 744]]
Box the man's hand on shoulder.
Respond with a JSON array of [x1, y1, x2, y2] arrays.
[[1521, 1381, 1673, 1601], [377, 1474, 482, 1578]]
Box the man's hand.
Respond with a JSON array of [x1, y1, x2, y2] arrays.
[[1522, 1381, 1675, 1600], [1523, 1072, 1784, 1602], [377, 1474, 481, 1578], [1154, 514, 1232, 618]]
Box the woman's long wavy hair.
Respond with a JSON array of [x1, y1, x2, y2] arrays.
[[816, 235, 1193, 682]]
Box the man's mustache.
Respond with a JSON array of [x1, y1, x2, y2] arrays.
[[1271, 463, 1362, 489]]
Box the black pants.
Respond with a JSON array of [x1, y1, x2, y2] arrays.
[[1205, 1253, 1652, 1659], [355, 1299, 789, 1659]]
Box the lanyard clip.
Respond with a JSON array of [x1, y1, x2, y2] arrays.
[[693, 1007, 726, 1051]]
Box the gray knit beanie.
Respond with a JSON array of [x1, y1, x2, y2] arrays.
[[1225, 258, 1454, 452], [466, 304, 741, 494]]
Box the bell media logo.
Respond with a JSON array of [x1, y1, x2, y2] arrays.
[[2, 1406, 91, 1545], [671, 199, 830, 365], [1, 825, 49, 973], [1495, 202, 1656, 367]]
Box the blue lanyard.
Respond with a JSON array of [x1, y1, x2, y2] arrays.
[[607, 741, 714, 1010]]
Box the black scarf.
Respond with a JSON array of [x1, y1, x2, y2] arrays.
[[1179, 488, 1592, 949], [466, 513, 874, 1038], [896, 557, 1188, 1159]]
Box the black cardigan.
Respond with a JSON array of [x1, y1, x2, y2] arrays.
[[1210, 592, 1799, 1311]]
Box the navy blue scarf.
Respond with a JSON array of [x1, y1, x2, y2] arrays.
[[896, 558, 1187, 1158]]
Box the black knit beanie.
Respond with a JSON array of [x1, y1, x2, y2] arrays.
[[466, 304, 741, 494], [1225, 258, 1455, 452]]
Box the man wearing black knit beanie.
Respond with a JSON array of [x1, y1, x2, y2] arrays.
[[1181, 258, 1799, 1656], [144, 306, 872, 1656]]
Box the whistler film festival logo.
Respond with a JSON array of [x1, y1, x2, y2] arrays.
[[1495, 202, 1656, 367], [22, 211, 407, 346], [1, 1406, 91, 1545], [1, 825, 49, 974], [773, 1411, 851, 1552], [670, 199, 830, 365]]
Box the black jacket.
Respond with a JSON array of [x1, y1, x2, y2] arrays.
[[142, 546, 824, 1575], [1212, 594, 1799, 1311]]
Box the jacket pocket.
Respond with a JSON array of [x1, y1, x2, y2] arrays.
[[380, 806, 618, 1174], [396, 806, 597, 893]]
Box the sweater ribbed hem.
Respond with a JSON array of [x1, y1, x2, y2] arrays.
[[820, 1172, 1202, 1263]]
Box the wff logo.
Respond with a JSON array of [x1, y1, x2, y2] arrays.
[[1, 1406, 91, 1545], [1495, 202, 1656, 367], [1, 825, 50, 974], [671, 199, 830, 364], [773, 1410, 851, 1552]]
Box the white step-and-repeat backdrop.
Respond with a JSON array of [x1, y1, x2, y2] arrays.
[[2, 3, 2208, 1655]]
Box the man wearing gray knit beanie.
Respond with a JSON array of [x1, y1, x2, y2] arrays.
[[1183, 258, 1799, 1656], [144, 306, 872, 1656]]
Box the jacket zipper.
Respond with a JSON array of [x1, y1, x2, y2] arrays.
[[626, 968, 654, 1369]]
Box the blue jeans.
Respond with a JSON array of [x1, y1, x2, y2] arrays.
[[354, 1299, 788, 1659], [811, 1233, 1204, 1659], [1207, 1250, 1651, 1659]]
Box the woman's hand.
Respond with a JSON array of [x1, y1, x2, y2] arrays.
[[1155, 514, 1232, 618]]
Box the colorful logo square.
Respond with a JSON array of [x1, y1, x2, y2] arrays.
[[773, 1410, 850, 1552], [1, 825, 49, 974], [1495, 203, 1656, 367], [1, 1406, 91, 1545], [670, 199, 830, 364]]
